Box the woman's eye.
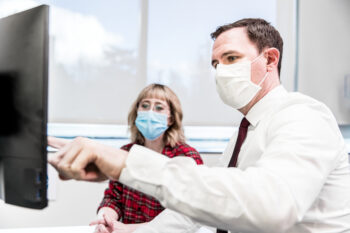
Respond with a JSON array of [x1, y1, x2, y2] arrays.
[[141, 103, 149, 109], [155, 105, 164, 111]]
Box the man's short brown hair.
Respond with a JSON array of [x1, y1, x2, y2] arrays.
[[211, 18, 283, 75]]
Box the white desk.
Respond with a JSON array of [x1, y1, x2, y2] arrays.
[[0, 226, 94, 233], [0, 226, 214, 233]]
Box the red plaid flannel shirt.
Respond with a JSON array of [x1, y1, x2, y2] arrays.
[[98, 142, 203, 223]]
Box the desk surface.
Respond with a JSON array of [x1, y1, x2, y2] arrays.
[[0, 226, 94, 233], [0, 226, 214, 233]]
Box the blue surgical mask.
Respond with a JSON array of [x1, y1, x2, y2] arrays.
[[135, 111, 169, 140]]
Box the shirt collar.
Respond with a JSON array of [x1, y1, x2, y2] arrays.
[[245, 85, 287, 127]]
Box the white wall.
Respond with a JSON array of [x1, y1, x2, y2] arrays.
[[276, 0, 297, 91], [298, 0, 350, 124]]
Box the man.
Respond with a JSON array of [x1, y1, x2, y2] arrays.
[[49, 18, 350, 232]]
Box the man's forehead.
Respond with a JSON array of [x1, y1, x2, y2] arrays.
[[212, 27, 248, 49], [211, 27, 257, 58]]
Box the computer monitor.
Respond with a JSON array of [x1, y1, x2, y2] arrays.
[[0, 5, 49, 209]]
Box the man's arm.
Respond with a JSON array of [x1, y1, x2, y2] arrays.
[[48, 107, 346, 233], [118, 109, 345, 233]]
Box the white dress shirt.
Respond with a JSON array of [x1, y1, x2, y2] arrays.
[[133, 209, 202, 233], [120, 85, 350, 233]]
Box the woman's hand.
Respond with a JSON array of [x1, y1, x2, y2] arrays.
[[90, 207, 119, 229], [91, 211, 137, 233]]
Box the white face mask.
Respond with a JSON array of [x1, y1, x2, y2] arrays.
[[215, 54, 268, 109]]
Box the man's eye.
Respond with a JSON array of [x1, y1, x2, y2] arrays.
[[227, 56, 237, 62]]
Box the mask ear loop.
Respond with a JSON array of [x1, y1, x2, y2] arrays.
[[252, 51, 269, 86], [251, 52, 265, 63], [258, 72, 269, 86]]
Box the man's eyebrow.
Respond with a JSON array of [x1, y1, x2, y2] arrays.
[[221, 50, 239, 58], [212, 50, 240, 66]]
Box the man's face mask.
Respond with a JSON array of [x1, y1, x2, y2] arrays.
[[215, 53, 269, 109], [135, 110, 169, 140]]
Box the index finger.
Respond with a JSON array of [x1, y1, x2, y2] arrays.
[[48, 136, 69, 149]]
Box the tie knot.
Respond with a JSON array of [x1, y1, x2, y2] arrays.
[[240, 117, 250, 128]]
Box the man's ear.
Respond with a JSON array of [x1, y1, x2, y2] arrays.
[[265, 48, 280, 72]]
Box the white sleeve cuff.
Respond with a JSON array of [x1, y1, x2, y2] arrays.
[[119, 144, 170, 198]]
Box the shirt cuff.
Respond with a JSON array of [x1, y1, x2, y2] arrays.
[[119, 144, 170, 199], [97, 200, 123, 220]]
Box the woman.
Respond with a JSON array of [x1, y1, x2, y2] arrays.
[[90, 83, 203, 233]]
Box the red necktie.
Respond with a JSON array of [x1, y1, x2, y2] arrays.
[[228, 117, 250, 167], [217, 117, 250, 233]]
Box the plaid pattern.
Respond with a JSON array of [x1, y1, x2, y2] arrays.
[[98, 142, 203, 223]]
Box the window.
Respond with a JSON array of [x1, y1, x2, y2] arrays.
[[0, 0, 143, 124], [147, 0, 276, 126], [0, 0, 277, 152], [0, 0, 276, 126]]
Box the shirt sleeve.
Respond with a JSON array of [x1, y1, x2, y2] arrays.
[[97, 180, 124, 220], [119, 106, 345, 233], [133, 209, 202, 233]]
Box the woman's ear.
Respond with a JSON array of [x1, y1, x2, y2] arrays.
[[265, 48, 280, 72]]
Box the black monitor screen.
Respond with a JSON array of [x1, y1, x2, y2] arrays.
[[0, 5, 49, 209]]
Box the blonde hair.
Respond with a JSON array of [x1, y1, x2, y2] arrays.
[[128, 83, 185, 147]]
